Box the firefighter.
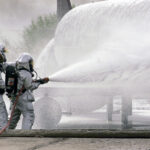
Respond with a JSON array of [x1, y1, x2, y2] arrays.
[[8, 53, 49, 130], [0, 43, 8, 129]]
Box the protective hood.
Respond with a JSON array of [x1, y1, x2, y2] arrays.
[[16, 53, 33, 71]]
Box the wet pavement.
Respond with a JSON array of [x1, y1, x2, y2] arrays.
[[1, 111, 150, 150], [1, 137, 150, 150], [2, 100, 150, 150]]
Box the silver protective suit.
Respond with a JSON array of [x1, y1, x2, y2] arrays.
[[0, 70, 8, 129], [9, 53, 40, 130], [0, 43, 8, 129]]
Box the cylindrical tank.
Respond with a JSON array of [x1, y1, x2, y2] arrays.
[[37, 0, 150, 114]]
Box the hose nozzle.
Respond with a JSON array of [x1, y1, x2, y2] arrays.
[[35, 77, 50, 84]]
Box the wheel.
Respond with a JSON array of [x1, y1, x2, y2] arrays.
[[33, 97, 62, 129]]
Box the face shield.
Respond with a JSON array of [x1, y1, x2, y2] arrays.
[[29, 59, 34, 72], [2, 47, 8, 53], [0, 45, 7, 62], [0, 52, 6, 63]]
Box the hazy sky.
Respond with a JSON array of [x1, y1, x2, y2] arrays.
[[0, 0, 103, 29], [0, 0, 104, 44]]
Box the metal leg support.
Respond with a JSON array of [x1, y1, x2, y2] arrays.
[[107, 97, 113, 122], [121, 96, 132, 129]]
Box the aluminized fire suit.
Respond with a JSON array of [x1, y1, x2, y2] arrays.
[[0, 44, 8, 129], [9, 53, 40, 130], [0, 72, 8, 129]]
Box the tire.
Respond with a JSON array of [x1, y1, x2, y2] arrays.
[[33, 97, 62, 129]]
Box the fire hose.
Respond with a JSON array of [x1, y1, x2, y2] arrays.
[[0, 87, 24, 135]]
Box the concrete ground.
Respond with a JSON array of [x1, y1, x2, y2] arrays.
[[1, 138, 150, 150], [2, 100, 150, 150]]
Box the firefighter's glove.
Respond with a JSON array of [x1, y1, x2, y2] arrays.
[[37, 77, 49, 84]]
